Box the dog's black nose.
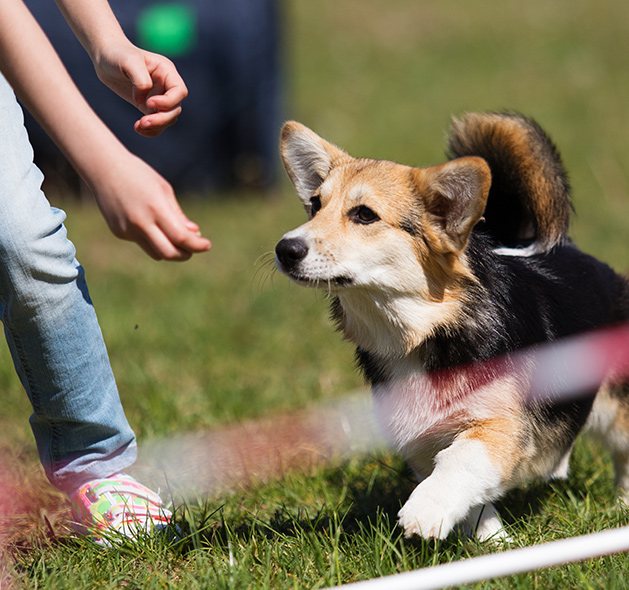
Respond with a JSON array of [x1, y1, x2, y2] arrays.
[[275, 237, 309, 270]]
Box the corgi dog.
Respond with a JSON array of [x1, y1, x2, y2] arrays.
[[274, 112, 629, 541]]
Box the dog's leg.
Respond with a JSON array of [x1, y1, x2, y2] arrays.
[[549, 444, 574, 480], [398, 416, 523, 539], [588, 381, 629, 501], [461, 502, 510, 542], [397, 438, 503, 539]]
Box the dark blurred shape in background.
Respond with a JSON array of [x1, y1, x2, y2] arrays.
[[24, 0, 283, 196]]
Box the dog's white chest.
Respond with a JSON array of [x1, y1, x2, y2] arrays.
[[372, 370, 512, 476]]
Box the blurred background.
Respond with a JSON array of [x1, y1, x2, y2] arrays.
[[2, 0, 628, 525], [24, 0, 283, 195], [21, 0, 629, 264]]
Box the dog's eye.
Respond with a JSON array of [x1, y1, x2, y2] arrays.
[[310, 196, 321, 217], [351, 205, 380, 225]]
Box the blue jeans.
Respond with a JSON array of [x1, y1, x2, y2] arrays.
[[0, 73, 136, 495]]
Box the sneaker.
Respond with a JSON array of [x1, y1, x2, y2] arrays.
[[70, 473, 172, 545]]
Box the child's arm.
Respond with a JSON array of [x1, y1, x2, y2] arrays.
[[53, 0, 188, 137], [0, 0, 211, 261]]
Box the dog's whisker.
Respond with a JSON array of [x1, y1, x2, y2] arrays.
[[253, 250, 276, 267], [251, 251, 278, 293]]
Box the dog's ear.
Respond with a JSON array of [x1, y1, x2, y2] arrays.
[[280, 122, 349, 208], [416, 157, 491, 253]]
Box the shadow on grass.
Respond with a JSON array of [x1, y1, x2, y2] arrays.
[[172, 444, 624, 561], [171, 456, 501, 562]]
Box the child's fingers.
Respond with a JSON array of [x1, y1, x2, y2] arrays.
[[138, 225, 196, 261], [156, 211, 212, 257], [134, 107, 182, 136], [145, 83, 188, 111]]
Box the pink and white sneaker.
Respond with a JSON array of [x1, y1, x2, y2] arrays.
[[70, 473, 172, 545]]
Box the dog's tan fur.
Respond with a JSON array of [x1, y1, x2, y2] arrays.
[[447, 112, 572, 250], [281, 122, 491, 357]]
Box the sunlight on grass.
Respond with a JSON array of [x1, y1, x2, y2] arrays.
[[1, 0, 628, 587]]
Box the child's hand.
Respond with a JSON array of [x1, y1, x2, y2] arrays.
[[92, 150, 211, 261], [93, 42, 188, 137], [2, 0, 208, 261]]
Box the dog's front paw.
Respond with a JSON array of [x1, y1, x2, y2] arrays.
[[397, 481, 461, 540], [398, 438, 505, 540]]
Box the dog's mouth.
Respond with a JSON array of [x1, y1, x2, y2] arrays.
[[281, 269, 353, 289], [275, 237, 353, 288]]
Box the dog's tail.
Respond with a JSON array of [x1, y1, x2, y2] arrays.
[[447, 112, 573, 253]]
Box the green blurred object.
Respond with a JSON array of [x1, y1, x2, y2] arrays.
[[137, 2, 198, 57]]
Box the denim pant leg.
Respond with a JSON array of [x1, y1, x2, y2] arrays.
[[0, 74, 136, 495]]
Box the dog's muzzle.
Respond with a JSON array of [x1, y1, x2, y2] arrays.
[[275, 237, 309, 274]]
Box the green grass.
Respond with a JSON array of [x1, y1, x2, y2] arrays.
[[2, 0, 629, 587]]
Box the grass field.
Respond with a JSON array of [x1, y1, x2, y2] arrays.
[[1, 0, 629, 587]]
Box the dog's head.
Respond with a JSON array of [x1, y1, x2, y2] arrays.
[[275, 122, 491, 355]]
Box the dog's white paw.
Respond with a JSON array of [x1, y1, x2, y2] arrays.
[[463, 503, 510, 542], [398, 438, 505, 540], [397, 480, 463, 539], [398, 493, 510, 542]]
